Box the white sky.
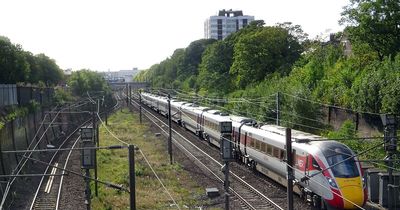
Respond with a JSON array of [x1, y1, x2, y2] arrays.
[[1, 0, 349, 72]]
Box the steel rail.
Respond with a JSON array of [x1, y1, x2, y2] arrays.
[[30, 119, 89, 210], [128, 95, 283, 210], [0, 99, 82, 209]]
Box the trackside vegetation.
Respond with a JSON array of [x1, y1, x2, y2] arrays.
[[93, 109, 212, 209], [134, 0, 400, 136], [0, 36, 63, 85]]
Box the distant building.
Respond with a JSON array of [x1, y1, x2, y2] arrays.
[[101, 68, 140, 83], [204, 9, 255, 40]]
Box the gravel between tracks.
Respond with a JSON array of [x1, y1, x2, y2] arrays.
[[58, 148, 86, 210]]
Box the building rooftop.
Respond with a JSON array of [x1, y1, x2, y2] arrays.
[[218, 9, 243, 17]]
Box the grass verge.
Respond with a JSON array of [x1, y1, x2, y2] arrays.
[[91, 108, 207, 209]]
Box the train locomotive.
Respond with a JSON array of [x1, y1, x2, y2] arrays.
[[140, 92, 367, 210]]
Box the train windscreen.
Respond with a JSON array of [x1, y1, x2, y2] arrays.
[[321, 143, 360, 178]]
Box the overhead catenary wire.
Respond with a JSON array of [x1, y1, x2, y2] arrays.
[[137, 149, 181, 210], [96, 112, 129, 146], [123, 93, 183, 209], [143, 90, 394, 208], [147, 90, 385, 138], [210, 102, 328, 132], [0, 103, 71, 208], [1, 94, 112, 208], [163, 90, 331, 132], [163, 88, 384, 117], [135, 98, 283, 209], [168, 89, 386, 132], [280, 91, 383, 116]]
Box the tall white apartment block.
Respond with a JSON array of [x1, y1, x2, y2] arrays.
[[204, 9, 255, 40]]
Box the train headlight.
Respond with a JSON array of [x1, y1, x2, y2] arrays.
[[326, 177, 338, 189], [362, 177, 366, 188]]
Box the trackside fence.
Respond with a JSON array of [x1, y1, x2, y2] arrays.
[[0, 84, 17, 106], [0, 84, 55, 107]]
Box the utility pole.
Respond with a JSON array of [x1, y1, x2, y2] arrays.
[[221, 131, 234, 210], [224, 161, 229, 210], [81, 127, 95, 210], [276, 92, 280, 126], [381, 114, 397, 210], [126, 84, 129, 106], [168, 94, 173, 164], [85, 168, 91, 210], [139, 90, 142, 124], [105, 104, 108, 126], [94, 99, 99, 196], [286, 128, 294, 210], [129, 84, 132, 106], [128, 145, 136, 210]]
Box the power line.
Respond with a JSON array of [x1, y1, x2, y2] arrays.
[[137, 149, 181, 210], [280, 92, 382, 116], [96, 113, 129, 146]]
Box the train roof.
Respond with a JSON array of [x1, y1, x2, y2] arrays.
[[207, 109, 221, 114], [230, 115, 257, 125], [202, 111, 232, 123], [170, 100, 187, 106], [260, 124, 326, 143]]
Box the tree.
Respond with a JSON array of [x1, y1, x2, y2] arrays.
[[276, 22, 309, 44], [68, 69, 110, 95], [230, 26, 302, 88], [177, 39, 216, 79], [340, 0, 400, 60], [34, 54, 63, 86], [198, 41, 234, 94], [0, 36, 30, 83], [0, 36, 63, 85]]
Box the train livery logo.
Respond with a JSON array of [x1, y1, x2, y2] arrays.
[[298, 159, 304, 168]]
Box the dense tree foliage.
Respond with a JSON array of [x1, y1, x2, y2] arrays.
[[0, 36, 30, 83], [341, 0, 400, 59], [68, 69, 110, 96], [137, 0, 400, 134], [197, 41, 234, 94], [230, 26, 302, 88], [0, 36, 63, 85]]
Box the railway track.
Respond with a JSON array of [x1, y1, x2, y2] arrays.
[[128, 95, 297, 210], [30, 120, 88, 210]]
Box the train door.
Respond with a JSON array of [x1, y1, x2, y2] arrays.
[[304, 154, 310, 186]]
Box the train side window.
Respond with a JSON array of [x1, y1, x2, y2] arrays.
[[312, 157, 321, 171], [261, 142, 266, 153], [249, 137, 254, 148], [255, 140, 260, 151], [273, 147, 280, 158], [267, 144, 272, 155]]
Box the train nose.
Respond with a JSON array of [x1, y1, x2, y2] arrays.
[[336, 177, 364, 209]]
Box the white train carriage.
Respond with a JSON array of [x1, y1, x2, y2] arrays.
[[170, 100, 186, 124], [153, 96, 168, 116], [200, 111, 232, 148], [180, 104, 204, 135], [140, 92, 155, 107]]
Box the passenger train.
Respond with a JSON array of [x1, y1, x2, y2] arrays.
[[140, 92, 367, 210]]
